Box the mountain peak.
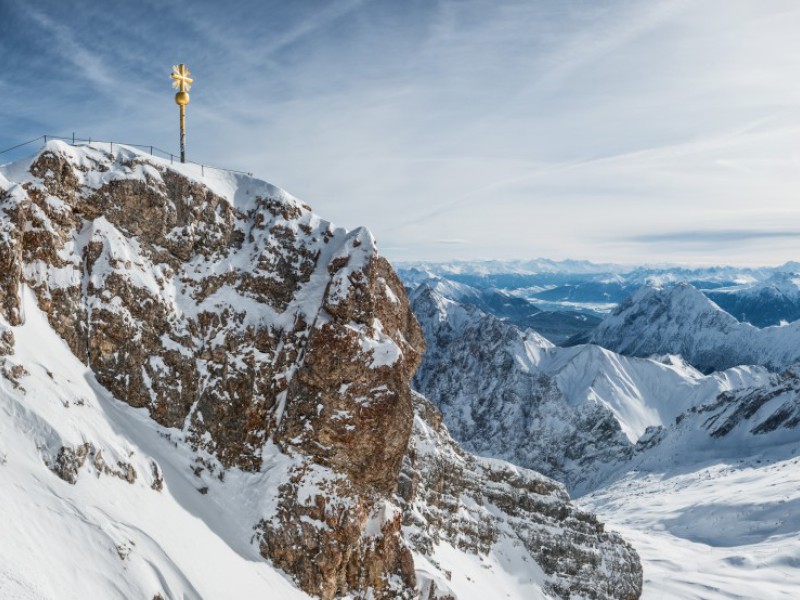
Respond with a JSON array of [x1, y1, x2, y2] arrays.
[[1, 141, 427, 597], [588, 283, 800, 372]]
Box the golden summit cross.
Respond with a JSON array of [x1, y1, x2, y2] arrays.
[[170, 64, 193, 163]]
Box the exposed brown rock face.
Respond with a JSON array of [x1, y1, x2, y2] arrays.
[[0, 142, 424, 598], [277, 256, 423, 495], [0, 142, 642, 599], [1, 144, 421, 466], [255, 466, 417, 600]]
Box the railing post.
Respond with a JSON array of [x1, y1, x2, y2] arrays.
[[72, 132, 75, 145], [44, 135, 47, 143], [150, 146, 153, 155]]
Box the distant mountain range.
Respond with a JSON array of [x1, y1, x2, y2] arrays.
[[706, 272, 800, 327], [404, 277, 601, 344], [398, 259, 800, 328]]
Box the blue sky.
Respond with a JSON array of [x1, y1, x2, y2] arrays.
[[2, 0, 800, 266]]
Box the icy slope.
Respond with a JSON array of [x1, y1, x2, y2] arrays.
[[409, 282, 768, 493], [587, 283, 800, 372]]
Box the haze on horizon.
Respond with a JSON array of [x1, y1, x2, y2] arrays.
[[1, 0, 799, 267]]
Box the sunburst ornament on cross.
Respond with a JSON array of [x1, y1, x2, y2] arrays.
[[170, 63, 193, 163]]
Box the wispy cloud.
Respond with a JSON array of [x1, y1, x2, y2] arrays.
[[22, 6, 117, 91], [630, 230, 800, 245], [3, 0, 800, 266], [259, 0, 367, 58], [535, 0, 693, 91]]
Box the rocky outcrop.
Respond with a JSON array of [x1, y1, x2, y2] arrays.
[[0, 142, 424, 598], [50, 442, 137, 485], [399, 394, 643, 600], [667, 367, 800, 442], [590, 368, 800, 489]]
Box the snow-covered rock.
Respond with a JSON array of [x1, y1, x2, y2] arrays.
[[400, 394, 642, 600]]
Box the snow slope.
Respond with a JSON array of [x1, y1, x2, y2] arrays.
[[582, 454, 800, 600], [0, 287, 313, 600], [581, 369, 800, 599]]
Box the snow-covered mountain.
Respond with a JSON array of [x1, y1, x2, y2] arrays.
[[398, 258, 627, 277], [405, 277, 600, 344], [706, 271, 800, 327], [0, 142, 642, 600], [409, 281, 769, 493], [583, 283, 800, 372], [398, 259, 786, 287], [410, 280, 800, 598], [398, 260, 800, 326], [406, 277, 543, 324]]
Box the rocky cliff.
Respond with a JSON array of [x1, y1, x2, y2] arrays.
[[0, 141, 642, 599], [400, 393, 642, 599]]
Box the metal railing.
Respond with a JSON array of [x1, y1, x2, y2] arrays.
[[0, 133, 253, 177]]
